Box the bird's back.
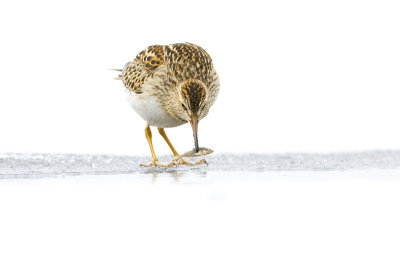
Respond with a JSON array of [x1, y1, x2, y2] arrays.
[[122, 43, 218, 94], [164, 43, 214, 85]]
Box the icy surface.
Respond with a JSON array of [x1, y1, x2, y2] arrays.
[[1, 153, 400, 267], [1, 150, 400, 177]]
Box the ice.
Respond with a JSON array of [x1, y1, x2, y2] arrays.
[[1, 150, 400, 177], [1, 152, 400, 267]]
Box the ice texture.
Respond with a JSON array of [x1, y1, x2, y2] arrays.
[[1, 151, 400, 177]]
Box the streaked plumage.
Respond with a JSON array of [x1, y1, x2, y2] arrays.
[[117, 43, 219, 167]]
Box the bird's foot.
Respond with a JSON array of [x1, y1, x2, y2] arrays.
[[140, 160, 175, 168], [172, 156, 208, 166]]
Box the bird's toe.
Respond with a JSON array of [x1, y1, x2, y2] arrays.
[[140, 160, 176, 168], [173, 156, 207, 166]]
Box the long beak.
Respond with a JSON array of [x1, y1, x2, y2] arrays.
[[190, 116, 199, 152]]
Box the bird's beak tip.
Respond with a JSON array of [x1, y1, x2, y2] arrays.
[[190, 116, 199, 152]]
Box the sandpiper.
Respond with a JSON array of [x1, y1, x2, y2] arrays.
[[115, 43, 220, 167]]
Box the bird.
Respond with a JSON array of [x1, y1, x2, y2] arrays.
[[115, 43, 220, 167]]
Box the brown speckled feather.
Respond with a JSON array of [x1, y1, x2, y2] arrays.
[[164, 43, 214, 87], [123, 43, 216, 94], [122, 45, 166, 93]]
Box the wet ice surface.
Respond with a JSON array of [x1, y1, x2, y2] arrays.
[[1, 152, 400, 267], [1, 150, 400, 177]]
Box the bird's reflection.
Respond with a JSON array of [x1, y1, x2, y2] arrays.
[[149, 168, 207, 183], [172, 172, 184, 182], [151, 172, 157, 183], [150, 171, 185, 183]]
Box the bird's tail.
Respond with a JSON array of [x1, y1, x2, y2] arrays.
[[110, 62, 130, 80], [109, 68, 123, 80]]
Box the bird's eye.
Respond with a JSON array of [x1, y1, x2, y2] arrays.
[[181, 103, 187, 111]]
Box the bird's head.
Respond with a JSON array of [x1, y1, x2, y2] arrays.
[[178, 79, 208, 152]]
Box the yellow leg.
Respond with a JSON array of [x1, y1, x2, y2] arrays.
[[157, 128, 207, 166], [158, 128, 179, 157], [141, 126, 174, 167]]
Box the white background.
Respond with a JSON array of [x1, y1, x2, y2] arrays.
[[1, 171, 400, 267], [1, 2, 400, 267], [1, 0, 399, 155]]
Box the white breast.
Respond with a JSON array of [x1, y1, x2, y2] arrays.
[[126, 91, 185, 128]]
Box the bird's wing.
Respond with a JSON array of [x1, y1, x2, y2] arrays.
[[122, 45, 166, 94], [164, 43, 214, 84]]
